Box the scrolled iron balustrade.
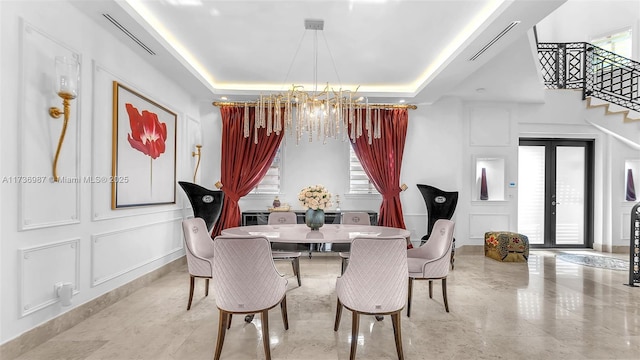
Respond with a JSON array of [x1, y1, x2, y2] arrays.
[[538, 42, 640, 113]]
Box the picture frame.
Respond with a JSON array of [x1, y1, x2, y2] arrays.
[[111, 81, 177, 209]]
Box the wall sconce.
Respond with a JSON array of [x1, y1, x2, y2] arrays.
[[49, 56, 80, 182], [191, 144, 202, 183]]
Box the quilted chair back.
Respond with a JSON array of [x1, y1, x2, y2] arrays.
[[182, 218, 215, 277], [408, 219, 455, 278], [212, 236, 288, 312], [336, 237, 408, 313], [268, 211, 297, 224], [341, 212, 371, 225]]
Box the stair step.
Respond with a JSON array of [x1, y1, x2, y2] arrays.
[[586, 96, 640, 122]]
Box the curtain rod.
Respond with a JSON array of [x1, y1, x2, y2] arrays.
[[212, 101, 417, 110]]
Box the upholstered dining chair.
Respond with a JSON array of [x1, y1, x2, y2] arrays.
[[181, 217, 215, 310], [212, 235, 289, 360], [337, 212, 371, 274], [406, 219, 455, 316], [334, 236, 408, 360], [268, 212, 302, 287]]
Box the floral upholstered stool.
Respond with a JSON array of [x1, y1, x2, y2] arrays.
[[484, 231, 529, 262]]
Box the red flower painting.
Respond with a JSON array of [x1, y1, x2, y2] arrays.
[[125, 103, 167, 159]]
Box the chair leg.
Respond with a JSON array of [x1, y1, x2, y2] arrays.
[[341, 258, 347, 275], [334, 299, 343, 331], [261, 310, 271, 360], [214, 309, 228, 360], [227, 314, 232, 329], [293, 258, 301, 287], [205, 278, 209, 297], [407, 278, 413, 317], [280, 295, 289, 330], [391, 311, 404, 360], [350, 311, 360, 360], [442, 278, 449, 313], [187, 275, 195, 310], [428, 280, 433, 299]]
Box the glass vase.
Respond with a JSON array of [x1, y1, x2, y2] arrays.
[[305, 209, 325, 230]]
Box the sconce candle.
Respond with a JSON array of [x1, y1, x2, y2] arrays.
[[49, 56, 80, 182]]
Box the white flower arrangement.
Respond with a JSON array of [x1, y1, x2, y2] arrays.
[[298, 184, 332, 210]]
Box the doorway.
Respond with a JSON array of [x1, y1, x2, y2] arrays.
[[518, 139, 594, 248]]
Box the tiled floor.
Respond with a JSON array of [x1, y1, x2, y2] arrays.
[[14, 251, 640, 359]]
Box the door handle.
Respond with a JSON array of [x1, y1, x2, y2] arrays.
[[552, 200, 557, 206]]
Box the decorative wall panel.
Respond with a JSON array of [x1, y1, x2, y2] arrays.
[[91, 62, 179, 220], [19, 239, 80, 317], [469, 107, 511, 146], [91, 218, 183, 286], [18, 20, 80, 230], [469, 213, 510, 239], [622, 212, 631, 240]]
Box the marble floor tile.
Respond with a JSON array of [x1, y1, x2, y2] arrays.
[[13, 251, 640, 360]]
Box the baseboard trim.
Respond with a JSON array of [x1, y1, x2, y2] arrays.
[[593, 244, 630, 254], [0, 257, 186, 360]]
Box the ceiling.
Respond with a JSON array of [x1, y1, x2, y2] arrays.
[[73, 0, 566, 105]]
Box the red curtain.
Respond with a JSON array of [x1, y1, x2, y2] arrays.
[[350, 108, 408, 228], [212, 106, 284, 237]]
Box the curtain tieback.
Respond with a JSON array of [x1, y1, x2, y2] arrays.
[[382, 188, 402, 197], [222, 188, 240, 203]]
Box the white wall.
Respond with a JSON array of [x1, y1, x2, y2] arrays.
[[536, 0, 640, 60], [0, 1, 206, 344]]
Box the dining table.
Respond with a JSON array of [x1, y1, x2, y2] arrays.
[[221, 223, 411, 244]]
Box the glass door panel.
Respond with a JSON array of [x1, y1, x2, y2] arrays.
[[518, 146, 546, 245], [555, 146, 585, 245]]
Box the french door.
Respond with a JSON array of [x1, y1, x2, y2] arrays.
[[518, 139, 594, 248]]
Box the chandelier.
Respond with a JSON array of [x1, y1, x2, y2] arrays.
[[243, 19, 381, 144]]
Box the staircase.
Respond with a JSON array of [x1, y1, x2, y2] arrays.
[[538, 42, 640, 127], [585, 96, 640, 123]]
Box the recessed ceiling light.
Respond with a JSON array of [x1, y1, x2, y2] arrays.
[[398, 99, 405, 103], [220, 96, 228, 100]]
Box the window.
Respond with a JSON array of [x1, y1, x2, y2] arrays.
[[348, 146, 378, 194], [592, 28, 632, 58], [250, 146, 282, 194]]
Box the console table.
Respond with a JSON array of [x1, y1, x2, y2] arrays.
[[241, 210, 378, 226]]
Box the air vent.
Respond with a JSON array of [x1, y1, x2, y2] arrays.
[[102, 14, 156, 55], [304, 19, 324, 30], [469, 21, 520, 61]]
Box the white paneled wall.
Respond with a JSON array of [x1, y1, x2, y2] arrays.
[[1, 2, 198, 344], [19, 239, 80, 317], [19, 21, 80, 230], [91, 218, 183, 286]]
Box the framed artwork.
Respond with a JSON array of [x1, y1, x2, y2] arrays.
[[112, 81, 177, 209]]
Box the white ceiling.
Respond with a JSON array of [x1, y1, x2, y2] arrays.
[[73, 0, 566, 104]]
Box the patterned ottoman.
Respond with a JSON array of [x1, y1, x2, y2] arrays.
[[484, 231, 529, 262]]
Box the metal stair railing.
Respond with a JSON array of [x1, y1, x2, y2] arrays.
[[538, 42, 640, 113]]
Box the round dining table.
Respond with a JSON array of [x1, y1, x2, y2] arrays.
[[221, 223, 411, 243]]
